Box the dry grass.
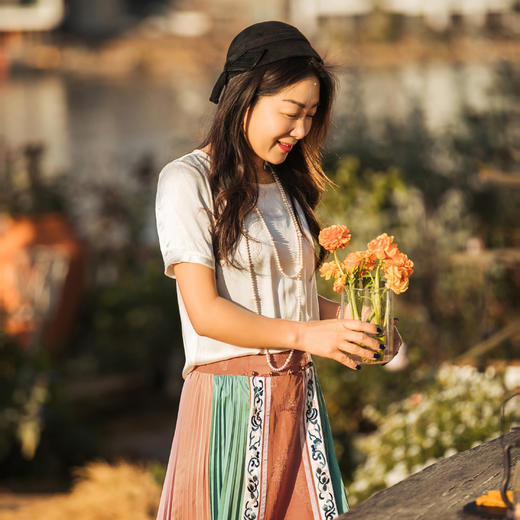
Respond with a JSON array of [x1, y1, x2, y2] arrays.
[[0, 460, 162, 520]]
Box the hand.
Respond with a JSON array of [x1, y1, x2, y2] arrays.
[[295, 319, 385, 371]]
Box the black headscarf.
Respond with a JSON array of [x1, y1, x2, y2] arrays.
[[209, 21, 322, 104]]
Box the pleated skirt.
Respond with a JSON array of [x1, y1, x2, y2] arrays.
[[156, 350, 349, 520]]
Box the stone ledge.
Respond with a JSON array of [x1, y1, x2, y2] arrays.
[[342, 430, 520, 520]]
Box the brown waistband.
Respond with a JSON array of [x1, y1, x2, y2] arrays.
[[192, 350, 312, 377]]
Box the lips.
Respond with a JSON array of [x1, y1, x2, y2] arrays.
[[277, 141, 294, 153]]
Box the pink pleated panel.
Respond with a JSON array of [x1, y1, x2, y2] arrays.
[[156, 371, 214, 520], [156, 372, 192, 520]]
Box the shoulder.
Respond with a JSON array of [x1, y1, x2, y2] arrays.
[[157, 149, 211, 195]]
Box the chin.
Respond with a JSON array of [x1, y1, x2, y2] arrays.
[[268, 153, 289, 165], [270, 158, 287, 165]]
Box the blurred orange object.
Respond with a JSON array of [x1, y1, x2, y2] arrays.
[[475, 489, 513, 509], [0, 212, 85, 352]]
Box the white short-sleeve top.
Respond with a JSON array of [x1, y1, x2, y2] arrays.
[[155, 149, 320, 378]]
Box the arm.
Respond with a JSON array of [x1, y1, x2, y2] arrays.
[[174, 262, 383, 370]]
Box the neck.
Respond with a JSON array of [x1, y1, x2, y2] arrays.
[[256, 161, 275, 184]]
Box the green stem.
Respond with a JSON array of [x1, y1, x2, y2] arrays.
[[334, 250, 345, 276], [382, 287, 390, 330], [373, 261, 382, 326], [347, 281, 360, 320]]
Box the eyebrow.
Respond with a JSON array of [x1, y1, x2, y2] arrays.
[[282, 99, 319, 109]]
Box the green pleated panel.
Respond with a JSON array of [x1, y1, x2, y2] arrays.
[[315, 368, 350, 514], [209, 374, 251, 520]]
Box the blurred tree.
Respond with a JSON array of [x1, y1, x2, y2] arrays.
[[316, 60, 520, 482]]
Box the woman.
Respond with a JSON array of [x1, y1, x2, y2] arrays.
[[155, 21, 386, 520]]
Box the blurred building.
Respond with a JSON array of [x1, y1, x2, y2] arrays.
[[0, 0, 64, 79], [384, 0, 520, 32], [0, 0, 64, 32], [289, 0, 520, 37]]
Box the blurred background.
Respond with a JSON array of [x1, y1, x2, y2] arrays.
[[0, 0, 519, 517]]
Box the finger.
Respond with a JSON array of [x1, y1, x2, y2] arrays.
[[341, 328, 382, 351], [338, 341, 383, 361], [341, 319, 380, 336], [333, 351, 361, 371]]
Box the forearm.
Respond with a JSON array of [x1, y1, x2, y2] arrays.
[[318, 294, 340, 320], [194, 294, 301, 351], [174, 263, 382, 369], [175, 262, 302, 351]]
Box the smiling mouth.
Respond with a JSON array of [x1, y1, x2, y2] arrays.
[[277, 141, 294, 153]]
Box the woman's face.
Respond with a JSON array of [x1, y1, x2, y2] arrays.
[[244, 76, 320, 168]]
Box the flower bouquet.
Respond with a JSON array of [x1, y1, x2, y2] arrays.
[[319, 225, 413, 365]]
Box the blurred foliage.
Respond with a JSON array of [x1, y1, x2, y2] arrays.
[[0, 331, 49, 463], [348, 365, 511, 505], [0, 331, 97, 480], [0, 142, 182, 477], [326, 61, 520, 247], [0, 54, 519, 502], [73, 256, 181, 386], [62, 153, 184, 388], [315, 357, 421, 482], [316, 60, 520, 493], [0, 143, 65, 215]]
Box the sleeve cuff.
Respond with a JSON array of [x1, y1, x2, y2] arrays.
[[163, 250, 215, 279]]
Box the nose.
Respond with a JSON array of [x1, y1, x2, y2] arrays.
[[290, 117, 312, 140]]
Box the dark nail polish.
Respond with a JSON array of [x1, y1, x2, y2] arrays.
[[355, 364, 361, 371], [379, 344, 386, 350], [373, 352, 380, 359], [376, 327, 382, 334]]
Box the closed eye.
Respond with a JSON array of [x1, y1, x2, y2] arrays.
[[285, 113, 316, 119]]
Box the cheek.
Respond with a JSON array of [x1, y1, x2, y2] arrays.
[[248, 112, 286, 149]]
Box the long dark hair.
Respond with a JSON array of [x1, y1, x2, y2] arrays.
[[200, 56, 336, 271]]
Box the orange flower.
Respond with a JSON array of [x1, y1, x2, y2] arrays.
[[333, 273, 347, 294], [383, 263, 410, 294], [319, 261, 340, 281], [383, 251, 414, 278], [367, 233, 396, 260], [361, 250, 377, 271], [343, 251, 367, 274], [319, 225, 351, 252], [385, 275, 409, 294]]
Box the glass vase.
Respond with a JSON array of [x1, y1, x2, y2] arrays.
[[339, 285, 395, 365]]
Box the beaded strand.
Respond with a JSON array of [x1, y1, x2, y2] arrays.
[[245, 166, 304, 372]]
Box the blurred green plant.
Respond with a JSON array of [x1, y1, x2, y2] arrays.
[[315, 357, 421, 482], [317, 155, 510, 365], [316, 60, 519, 490], [73, 255, 182, 387], [0, 142, 181, 480], [0, 330, 97, 480], [347, 364, 508, 505], [0, 331, 49, 462]]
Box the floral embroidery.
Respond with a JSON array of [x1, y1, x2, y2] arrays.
[[241, 376, 270, 520], [303, 368, 338, 520]]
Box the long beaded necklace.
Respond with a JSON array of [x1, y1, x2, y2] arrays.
[[244, 165, 304, 372]]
